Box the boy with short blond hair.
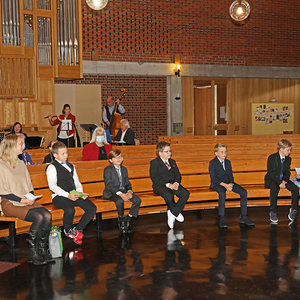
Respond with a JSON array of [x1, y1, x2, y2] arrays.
[[265, 138, 299, 223], [103, 149, 141, 234], [46, 142, 96, 245], [209, 143, 255, 228], [150, 141, 189, 229]]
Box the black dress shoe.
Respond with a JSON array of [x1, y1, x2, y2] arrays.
[[239, 215, 255, 226], [219, 218, 228, 229], [118, 217, 127, 235]]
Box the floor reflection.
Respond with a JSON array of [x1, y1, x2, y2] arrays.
[[1, 207, 300, 299]]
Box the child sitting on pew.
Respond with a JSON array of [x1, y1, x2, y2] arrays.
[[150, 141, 189, 229], [265, 138, 300, 224], [209, 143, 255, 229], [103, 149, 141, 235], [46, 141, 96, 245]]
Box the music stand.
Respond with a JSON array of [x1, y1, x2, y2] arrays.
[[60, 120, 72, 148], [80, 124, 98, 141]]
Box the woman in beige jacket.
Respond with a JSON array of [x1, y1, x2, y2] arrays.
[[0, 135, 53, 265]]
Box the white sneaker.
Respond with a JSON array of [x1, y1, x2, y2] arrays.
[[167, 229, 176, 244], [167, 210, 176, 229], [176, 213, 184, 222], [175, 230, 184, 240]]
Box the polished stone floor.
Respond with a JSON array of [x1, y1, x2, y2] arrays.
[[1, 206, 300, 300]]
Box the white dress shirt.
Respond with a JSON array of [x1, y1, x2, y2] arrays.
[[46, 159, 83, 199]]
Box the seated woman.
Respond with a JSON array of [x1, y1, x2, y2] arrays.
[[7, 122, 28, 139], [43, 140, 58, 164], [0, 135, 53, 265], [17, 133, 33, 165], [82, 127, 112, 161]]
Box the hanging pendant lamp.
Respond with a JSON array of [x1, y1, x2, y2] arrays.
[[86, 0, 109, 10], [229, 0, 250, 22]]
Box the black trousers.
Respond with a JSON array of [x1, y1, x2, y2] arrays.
[[212, 183, 248, 218], [153, 185, 189, 217], [53, 196, 97, 232], [267, 180, 299, 213], [109, 193, 141, 218], [58, 136, 75, 148]]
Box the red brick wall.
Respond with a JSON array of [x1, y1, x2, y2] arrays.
[[82, 0, 300, 67], [56, 75, 167, 145]]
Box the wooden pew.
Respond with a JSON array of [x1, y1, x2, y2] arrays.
[[2, 157, 300, 249]]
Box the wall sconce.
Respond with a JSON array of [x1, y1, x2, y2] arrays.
[[86, 0, 109, 10], [229, 0, 250, 22], [175, 65, 181, 77]]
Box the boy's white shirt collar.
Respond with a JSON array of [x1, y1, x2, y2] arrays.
[[160, 157, 169, 164], [217, 157, 225, 163], [279, 153, 285, 160]]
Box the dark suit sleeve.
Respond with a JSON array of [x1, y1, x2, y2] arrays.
[[122, 167, 132, 191], [209, 159, 221, 187], [124, 129, 135, 145], [266, 154, 282, 185], [283, 157, 291, 182], [170, 159, 182, 184], [227, 160, 234, 183], [150, 159, 167, 187], [103, 166, 120, 195], [113, 129, 122, 141]]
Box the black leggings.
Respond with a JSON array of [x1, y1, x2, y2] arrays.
[[25, 207, 52, 231]]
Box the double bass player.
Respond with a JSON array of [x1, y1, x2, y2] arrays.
[[102, 96, 125, 128]]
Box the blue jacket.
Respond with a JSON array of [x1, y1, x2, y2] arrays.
[[209, 156, 234, 189]]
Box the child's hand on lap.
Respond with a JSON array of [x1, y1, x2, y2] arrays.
[[68, 193, 79, 201], [120, 193, 130, 201]]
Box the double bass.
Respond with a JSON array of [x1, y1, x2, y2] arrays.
[[109, 88, 126, 139]]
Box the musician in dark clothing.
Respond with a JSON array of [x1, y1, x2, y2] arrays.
[[102, 96, 125, 127]]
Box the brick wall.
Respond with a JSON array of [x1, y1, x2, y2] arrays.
[[56, 75, 167, 145], [82, 0, 300, 67]]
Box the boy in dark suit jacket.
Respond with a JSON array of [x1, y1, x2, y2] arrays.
[[265, 139, 300, 224], [150, 141, 190, 229], [103, 149, 141, 234], [209, 143, 255, 229]]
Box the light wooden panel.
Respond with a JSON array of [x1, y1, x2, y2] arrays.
[[4, 100, 15, 126], [0, 57, 36, 98], [183, 77, 300, 136], [227, 78, 300, 135]]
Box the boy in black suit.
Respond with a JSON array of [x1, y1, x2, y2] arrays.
[[103, 149, 141, 234], [150, 141, 189, 229], [209, 143, 255, 229], [265, 139, 300, 224]]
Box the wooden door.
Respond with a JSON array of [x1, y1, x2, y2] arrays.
[[194, 86, 212, 135]]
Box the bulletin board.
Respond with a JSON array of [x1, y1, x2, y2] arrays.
[[252, 103, 294, 135]]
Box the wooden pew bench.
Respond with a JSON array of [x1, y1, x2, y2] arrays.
[[2, 158, 300, 249]]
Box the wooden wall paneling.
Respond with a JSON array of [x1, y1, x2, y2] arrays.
[[0, 100, 4, 127], [4, 100, 15, 126], [294, 80, 300, 134], [29, 100, 38, 126], [16, 100, 26, 125], [182, 77, 194, 135]]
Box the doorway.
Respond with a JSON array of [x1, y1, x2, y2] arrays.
[[193, 80, 228, 136]]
